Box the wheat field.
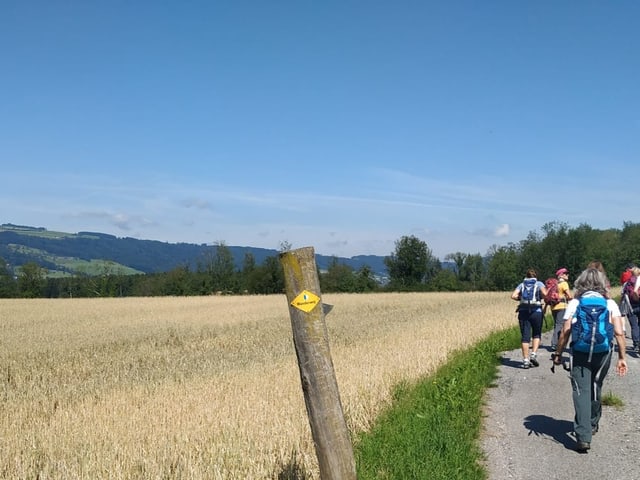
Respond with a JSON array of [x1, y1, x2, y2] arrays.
[[0, 292, 516, 479]]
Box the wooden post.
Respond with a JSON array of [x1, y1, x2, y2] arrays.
[[280, 247, 356, 480]]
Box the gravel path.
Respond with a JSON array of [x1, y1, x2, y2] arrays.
[[481, 329, 640, 480]]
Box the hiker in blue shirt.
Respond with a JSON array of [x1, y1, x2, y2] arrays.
[[511, 268, 548, 369], [553, 267, 628, 453]]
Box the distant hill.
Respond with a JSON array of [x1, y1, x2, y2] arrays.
[[0, 223, 389, 278]]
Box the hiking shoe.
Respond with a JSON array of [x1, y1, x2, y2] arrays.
[[576, 441, 590, 452], [529, 353, 539, 367], [592, 425, 599, 435], [523, 358, 531, 369]]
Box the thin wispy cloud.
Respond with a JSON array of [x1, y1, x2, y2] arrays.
[[180, 198, 214, 211], [70, 211, 156, 233], [2, 166, 635, 257], [1, 3, 636, 257]]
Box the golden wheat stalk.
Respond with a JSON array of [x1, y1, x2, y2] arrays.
[[0, 292, 515, 479]]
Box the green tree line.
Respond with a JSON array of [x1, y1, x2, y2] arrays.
[[384, 221, 640, 292], [2, 222, 640, 298]]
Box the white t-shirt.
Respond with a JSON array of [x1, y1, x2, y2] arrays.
[[563, 292, 621, 323]]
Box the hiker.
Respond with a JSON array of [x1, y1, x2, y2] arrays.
[[549, 268, 573, 351], [621, 266, 640, 353], [511, 268, 547, 369], [553, 267, 628, 453], [618, 263, 637, 338], [620, 264, 634, 286]]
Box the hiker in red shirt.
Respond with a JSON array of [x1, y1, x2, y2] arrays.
[[620, 265, 640, 353]]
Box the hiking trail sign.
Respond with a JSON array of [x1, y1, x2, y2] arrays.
[[291, 289, 320, 313]]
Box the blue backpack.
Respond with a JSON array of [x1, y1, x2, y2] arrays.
[[519, 278, 541, 307], [571, 296, 614, 360]]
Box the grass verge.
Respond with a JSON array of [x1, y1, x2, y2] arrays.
[[601, 390, 624, 408], [354, 326, 522, 480]]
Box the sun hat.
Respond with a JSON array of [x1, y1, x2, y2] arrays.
[[555, 267, 568, 277]]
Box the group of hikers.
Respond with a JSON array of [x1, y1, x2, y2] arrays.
[[510, 263, 634, 453]]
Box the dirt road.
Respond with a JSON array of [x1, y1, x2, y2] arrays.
[[482, 329, 640, 480]]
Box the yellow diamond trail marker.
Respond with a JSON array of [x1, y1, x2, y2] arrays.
[[291, 290, 321, 313]]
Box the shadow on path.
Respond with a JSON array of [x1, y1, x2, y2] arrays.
[[523, 415, 575, 450], [499, 355, 549, 370], [499, 355, 524, 369]]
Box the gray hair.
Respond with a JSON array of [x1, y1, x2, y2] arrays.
[[573, 267, 609, 297]]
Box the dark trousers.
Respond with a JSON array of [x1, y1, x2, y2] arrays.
[[551, 308, 566, 347], [570, 350, 612, 443], [518, 307, 543, 343], [628, 311, 640, 347]]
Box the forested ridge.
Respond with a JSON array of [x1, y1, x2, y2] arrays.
[[0, 228, 284, 274], [0, 224, 387, 275], [1, 221, 640, 298]]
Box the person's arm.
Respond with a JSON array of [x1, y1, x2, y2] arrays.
[[553, 318, 572, 363], [511, 286, 521, 301], [563, 282, 573, 301], [612, 315, 628, 376], [539, 282, 548, 299], [554, 299, 578, 361]]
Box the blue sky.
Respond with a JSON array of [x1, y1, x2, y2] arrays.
[[1, 1, 638, 259]]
